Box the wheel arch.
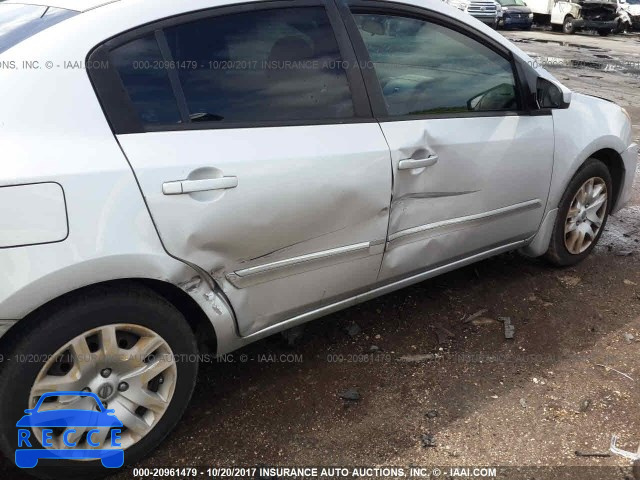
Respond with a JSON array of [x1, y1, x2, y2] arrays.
[[521, 146, 625, 258], [588, 148, 625, 211], [0, 278, 219, 358]]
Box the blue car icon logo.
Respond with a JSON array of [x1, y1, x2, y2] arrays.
[[15, 391, 124, 469]]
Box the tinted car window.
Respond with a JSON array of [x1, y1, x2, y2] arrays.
[[0, 4, 77, 55], [353, 14, 519, 116], [164, 7, 354, 124], [111, 34, 182, 125], [110, 7, 355, 127]]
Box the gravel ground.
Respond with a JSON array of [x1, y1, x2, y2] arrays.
[[2, 29, 640, 480]]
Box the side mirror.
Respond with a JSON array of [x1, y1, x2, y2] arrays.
[[536, 77, 571, 109]]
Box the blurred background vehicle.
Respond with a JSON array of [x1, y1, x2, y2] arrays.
[[614, 0, 638, 32], [496, 0, 534, 28], [445, 0, 500, 28], [526, 0, 619, 35]]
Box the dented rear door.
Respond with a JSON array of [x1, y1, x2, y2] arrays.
[[103, 2, 392, 336]]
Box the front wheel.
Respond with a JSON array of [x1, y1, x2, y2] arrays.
[[544, 158, 612, 266], [563, 16, 576, 34], [0, 286, 199, 479]]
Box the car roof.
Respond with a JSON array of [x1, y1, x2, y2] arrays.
[[1, 0, 121, 13]]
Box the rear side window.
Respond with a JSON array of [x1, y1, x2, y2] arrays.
[[352, 13, 519, 116], [0, 4, 77, 55], [109, 7, 355, 128], [110, 34, 182, 125]]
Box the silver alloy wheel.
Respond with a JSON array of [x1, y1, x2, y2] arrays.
[[28, 324, 177, 453], [564, 176, 608, 255]]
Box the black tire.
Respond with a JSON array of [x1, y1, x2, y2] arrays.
[[597, 28, 611, 36], [544, 158, 613, 267], [563, 16, 575, 34], [0, 285, 199, 479]]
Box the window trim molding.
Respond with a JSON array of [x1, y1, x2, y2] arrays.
[[86, 0, 375, 135], [335, 0, 541, 121]]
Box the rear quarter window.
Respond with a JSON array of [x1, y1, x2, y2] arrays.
[[0, 4, 77, 55]]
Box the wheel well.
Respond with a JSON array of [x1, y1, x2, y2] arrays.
[[589, 148, 625, 208], [0, 278, 217, 356]]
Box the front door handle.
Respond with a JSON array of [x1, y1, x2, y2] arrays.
[[398, 155, 439, 170], [163, 177, 238, 195]]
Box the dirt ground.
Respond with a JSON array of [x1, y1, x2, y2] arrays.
[[3, 29, 640, 480]]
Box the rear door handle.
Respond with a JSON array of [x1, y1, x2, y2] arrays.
[[163, 177, 238, 195], [398, 155, 438, 170]]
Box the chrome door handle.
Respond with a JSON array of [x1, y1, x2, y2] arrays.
[[163, 177, 238, 195], [398, 155, 438, 170]]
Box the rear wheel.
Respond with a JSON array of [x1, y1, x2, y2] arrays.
[[544, 159, 612, 266], [0, 286, 199, 479]]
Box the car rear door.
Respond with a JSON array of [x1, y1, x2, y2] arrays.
[[90, 0, 392, 336], [340, 2, 554, 282]]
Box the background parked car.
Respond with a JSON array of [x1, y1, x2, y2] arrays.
[[615, 0, 639, 31], [497, 0, 534, 28], [526, 0, 619, 35], [626, 0, 640, 27], [445, 0, 501, 27]]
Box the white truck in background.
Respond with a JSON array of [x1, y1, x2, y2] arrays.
[[526, 0, 620, 34]]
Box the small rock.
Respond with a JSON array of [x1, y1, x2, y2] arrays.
[[558, 275, 581, 287], [420, 433, 437, 448], [369, 345, 380, 352], [345, 322, 362, 337], [624, 279, 638, 286], [624, 333, 635, 344], [519, 398, 527, 409], [532, 377, 539, 384], [339, 388, 361, 402], [425, 410, 439, 419], [615, 250, 634, 257], [374, 334, 382, 340], [579, 398, 591, 412]]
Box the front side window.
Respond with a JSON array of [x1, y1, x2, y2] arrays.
[[353, 13, 519, 117], [110, 7, 355, 128]]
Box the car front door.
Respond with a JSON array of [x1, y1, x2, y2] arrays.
[[91, 1, 392, 336], [342, 3, 554, 282]]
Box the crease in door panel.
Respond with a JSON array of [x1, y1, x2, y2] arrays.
[[375, 122, 395, 282]]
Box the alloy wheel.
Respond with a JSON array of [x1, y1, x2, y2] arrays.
[[564, 177, 608, 255], [28, 324, 177, 453]]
